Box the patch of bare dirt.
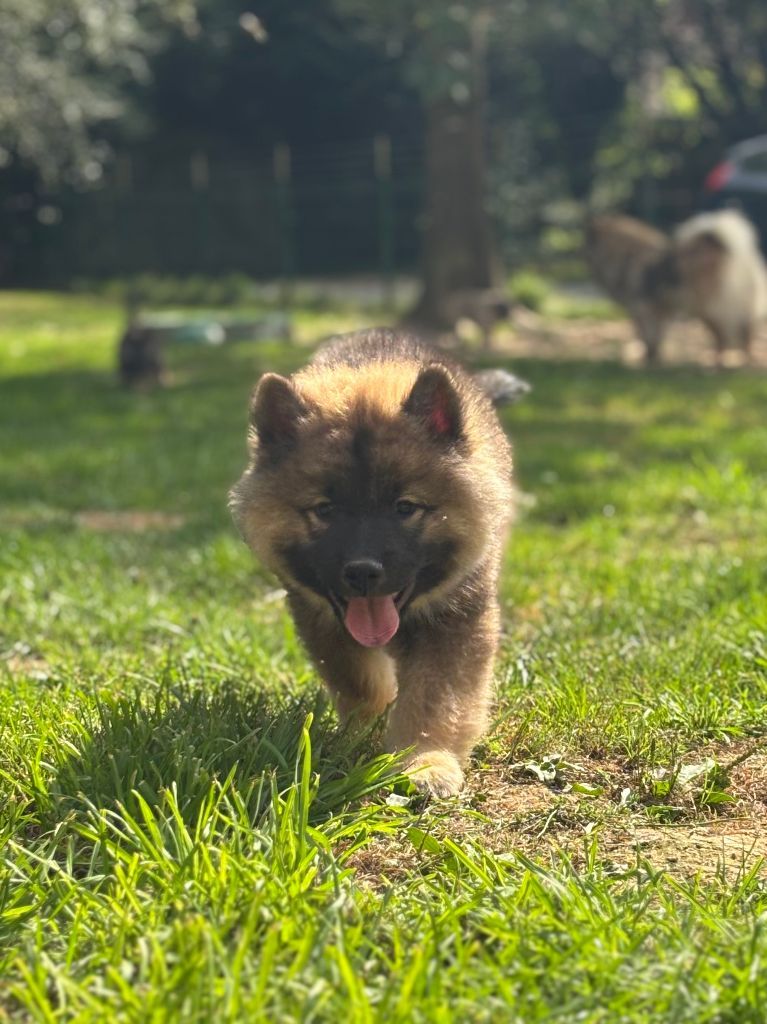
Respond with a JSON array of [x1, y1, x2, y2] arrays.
[[499, 312, 767, 367], [3, 652, 52, 680], [607, 821, 767, 877], [350, 746, 767, 889], [74, 510, 186, 532]]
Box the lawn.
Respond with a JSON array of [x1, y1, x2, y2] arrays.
[[1, 291, 767, 1023]]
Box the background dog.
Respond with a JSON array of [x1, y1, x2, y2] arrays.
[[587, 208, 767, 363]]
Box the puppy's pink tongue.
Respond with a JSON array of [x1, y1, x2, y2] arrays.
[[344, 595, 400, 647]]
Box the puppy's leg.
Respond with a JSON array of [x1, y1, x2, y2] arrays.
[[289, 596, 397, 726], [386, 603, 499, 797], [330, 648, 398, 726], [294, 618, 397, 733], [313, 640, 398, 727]]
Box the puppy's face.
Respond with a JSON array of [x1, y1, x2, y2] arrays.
[[231, 366, 488, 647]]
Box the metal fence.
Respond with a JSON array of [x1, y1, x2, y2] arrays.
[[31, 136, 424, 286], [4, 120, 709, 288]]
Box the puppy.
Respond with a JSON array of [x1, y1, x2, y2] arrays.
[[230, 329, 517, 796]]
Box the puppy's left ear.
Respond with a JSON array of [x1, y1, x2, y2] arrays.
[[403, 366, 462, 442]]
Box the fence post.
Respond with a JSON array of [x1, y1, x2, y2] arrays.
[[190, 151, 211, 273], [374, 133, 395, 308], [114, 154, 133, 276], [190, 152, 210, 191], [274, 142, 296, 308]]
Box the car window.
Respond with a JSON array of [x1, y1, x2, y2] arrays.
[[739, 151, 767, 174]]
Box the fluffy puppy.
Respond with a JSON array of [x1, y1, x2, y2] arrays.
[[230, 328, 516, 796]]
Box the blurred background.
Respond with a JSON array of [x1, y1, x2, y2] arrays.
[[2, 0, 767, 340]]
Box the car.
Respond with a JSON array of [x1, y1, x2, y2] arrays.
[[703, 135, 767, 248]]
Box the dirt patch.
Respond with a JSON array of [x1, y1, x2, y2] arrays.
[[75, 510, 186, 532], [606, 820, 767, 876], [0, 507, 71, 529], [3, 652, 52, 680], [349, 748, 767, 888], [499, 312, 767, 367], [0, 508, 186, 532]]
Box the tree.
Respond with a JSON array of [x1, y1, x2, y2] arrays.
[[415, 11, 499, 326], [144, 0, 417, 159], [643, 0, 767, 142], [0, 0, 198, 184], [329, 0, 628, 325], [332, 1, 501, 328]]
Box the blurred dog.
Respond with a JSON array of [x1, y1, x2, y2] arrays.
[[406, 288, 514, 352], [587, 209, 767, 363], [230, 328, 524, 796], [117, 321, 165, 390], [117, 298, 166, 390], [443, 288, 514, 350]]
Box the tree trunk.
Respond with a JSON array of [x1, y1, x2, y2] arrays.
[[409, 16, 499, 329]]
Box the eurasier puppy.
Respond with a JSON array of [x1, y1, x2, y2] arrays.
[[587, 208, 767, 364], [230, 329, 523, 796]]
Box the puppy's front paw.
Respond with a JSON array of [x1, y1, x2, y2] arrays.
[[405, 751, 464, 798]]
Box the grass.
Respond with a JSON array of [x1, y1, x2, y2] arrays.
[[1, 290, 767, 1022]]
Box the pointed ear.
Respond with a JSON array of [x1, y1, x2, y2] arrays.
[[402, 366, 462, 442], [250, 373, 307, 446]]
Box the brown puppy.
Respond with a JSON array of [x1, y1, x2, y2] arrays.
[[230, 329, 515, 796]]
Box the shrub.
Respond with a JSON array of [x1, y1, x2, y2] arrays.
[[509, 270, 551, 312]]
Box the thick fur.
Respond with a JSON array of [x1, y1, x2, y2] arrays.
[[230, 328, 514, 796], [673, 210, 767, 358], [587, 209, 767, 363]]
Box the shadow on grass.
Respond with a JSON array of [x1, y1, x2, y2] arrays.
[[47, 682, 396, 828]]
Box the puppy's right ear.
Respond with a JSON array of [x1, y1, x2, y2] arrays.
[[403, 366, 462, 443], [250, 373, 307, 446]]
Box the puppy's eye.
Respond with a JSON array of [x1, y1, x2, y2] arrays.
[[307, 502, 334, 523], [396, 499, 421, 519]]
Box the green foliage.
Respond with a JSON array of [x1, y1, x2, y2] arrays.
[[508, 270, 551, 312], [332, 1, 484, 103], [0, 0, 198, 182], [73, 273, 257, 308]]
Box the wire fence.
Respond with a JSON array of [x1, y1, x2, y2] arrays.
[[30, 137, 424, 287], [6, 121, 708, 289]]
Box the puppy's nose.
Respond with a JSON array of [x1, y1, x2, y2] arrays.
[[342, 559, 384, 595]]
